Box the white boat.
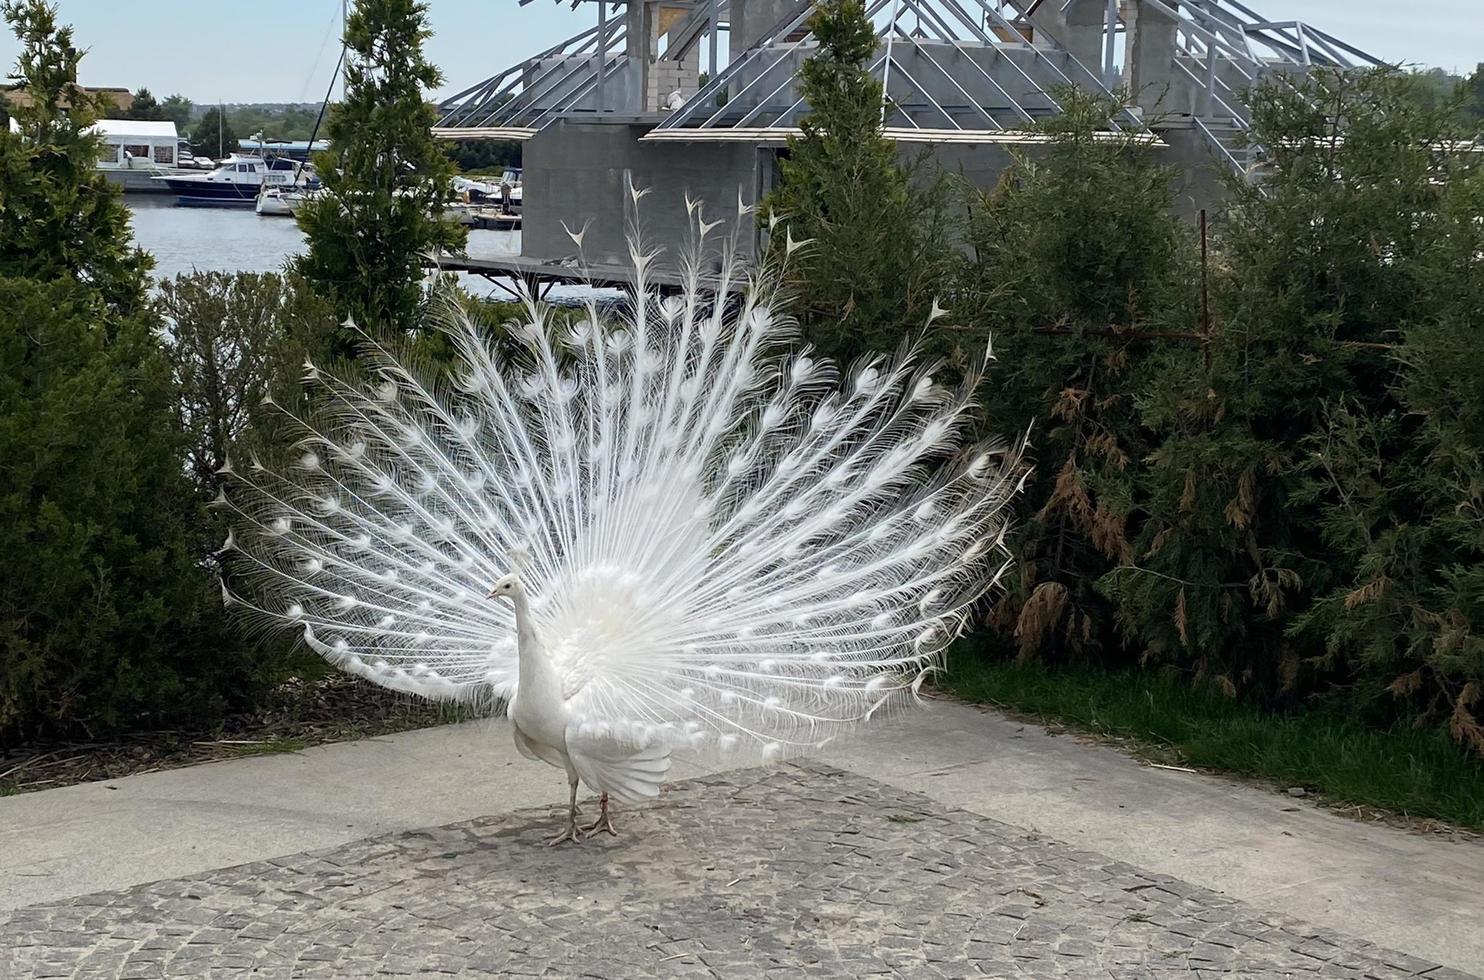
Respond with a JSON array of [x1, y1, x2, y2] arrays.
[[453, 169, 521, 212], [89, 119, 186, 193], [154, 153, 306, 208], [254, 185, 321, 217]]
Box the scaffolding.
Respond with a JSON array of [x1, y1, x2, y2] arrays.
[[435, 0, 1386, 175]]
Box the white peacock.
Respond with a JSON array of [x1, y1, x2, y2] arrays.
[[219, 198, 1028, 844]]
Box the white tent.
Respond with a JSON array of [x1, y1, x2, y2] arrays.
[[87, 118, 179, 168]]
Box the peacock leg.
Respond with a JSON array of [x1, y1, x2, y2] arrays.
[[547, 773, 583, 846], [580, 792, 617, 836]]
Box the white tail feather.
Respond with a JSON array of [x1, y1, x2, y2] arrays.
[[221, 202, 1028, 754]]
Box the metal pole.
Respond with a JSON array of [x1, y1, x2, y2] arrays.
[[708, 0, 719, 83], [1200, 40, 1216, 116], [1103, 0, 1118, 89], [880, 0, 902, 126], [595, 1, 608, 113], [342, 0, 349, 103]]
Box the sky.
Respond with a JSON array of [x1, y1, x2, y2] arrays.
[[0, 0, 1478, 105]]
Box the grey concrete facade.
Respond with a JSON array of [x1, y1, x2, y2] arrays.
[[509, 3, 1239, 266], [521, 123, 767, 265]]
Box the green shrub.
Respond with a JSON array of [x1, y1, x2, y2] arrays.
[[1105, 69, 1476, 715], [761, 0, 958, 364], [0, 2, 280, 744], [0, 277, 270, 742], [961, 89, 1197, 662]]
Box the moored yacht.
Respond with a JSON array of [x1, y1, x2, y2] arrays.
[[153, 154, 303, 207]]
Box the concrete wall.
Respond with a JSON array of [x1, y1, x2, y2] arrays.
[[521, 122, 765, 266], [1157, 125, 1231, 221], [519, 120, 1232, 268]]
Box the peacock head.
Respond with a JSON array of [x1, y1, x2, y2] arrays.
[[486, 573, 524, 601]]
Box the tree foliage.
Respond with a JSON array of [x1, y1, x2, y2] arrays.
[[0, 1, 269, 743], [293, 0, 466, 336], [159, 93, 193, 129], [158, 271, 341, 496], [963, 89, 1197, 662], [189, 105, 240, 158], [761, 0, 956, 364], [447, 138, 520, 174], [1103, 70, 1479, 722], [121, 86, 162, 120], [0, 0, 152, 314]]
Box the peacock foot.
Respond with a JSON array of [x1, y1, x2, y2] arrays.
[[546, 821, 583, 846], [580, 792, 617, 837]]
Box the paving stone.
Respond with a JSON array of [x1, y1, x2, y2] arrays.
[[0, 763, 1473, 979]]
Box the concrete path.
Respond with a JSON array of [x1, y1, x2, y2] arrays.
[[1, 699, 1480, 975]]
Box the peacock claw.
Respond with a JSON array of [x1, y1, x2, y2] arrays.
[[546, 823, 583, 846], [580, 793, 617, 836], [581, 813, 617, 836]]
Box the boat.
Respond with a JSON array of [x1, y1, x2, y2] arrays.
[[454, 169, 522, 212], [153, 153, 304, 207], [175, 139, 214, 170], [254, 184, 322, 217], [89, 119, 187, 193]]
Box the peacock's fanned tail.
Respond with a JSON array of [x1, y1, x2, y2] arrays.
[[220, 191, 1030, 759]]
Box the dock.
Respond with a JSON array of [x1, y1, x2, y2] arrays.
[[429, 252, 727, 300]]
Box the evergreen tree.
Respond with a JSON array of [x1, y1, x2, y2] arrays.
[[1105, 69, 1467, 703], [293, 0, 466, 336], [1295, 144, 1484, 751], [0, 0, 152, 315], [124, 86, 163, 120], [760, 0, 955, 364], [189, 105, 239, 158], [963, 90, 1197, 662], [159, 93, 194, 130], [0, 1, 263, 742]]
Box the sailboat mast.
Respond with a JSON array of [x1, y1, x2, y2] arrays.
[[341, 0, 349, 103]]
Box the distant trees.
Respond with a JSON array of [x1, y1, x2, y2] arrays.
[[224, 103, 333, 142], [159, 93, 193, 129], [293, 0, 466, 336], [189, 105, 240, 158], [447, 138, 520, 173], [1407, 64, 1484, 127], [122, 86, 162, 119]]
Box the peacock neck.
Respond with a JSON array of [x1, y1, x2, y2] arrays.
[[509, 586, 559, 702]]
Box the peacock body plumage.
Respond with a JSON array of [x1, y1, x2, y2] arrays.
[[220, 198, 1028, 841]]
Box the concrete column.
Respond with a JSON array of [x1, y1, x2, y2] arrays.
[[1129, 0, 1180, 117], [730, 0, 808, 61], [623, 0, 654, 113], [1061, 0, 1107, 80]]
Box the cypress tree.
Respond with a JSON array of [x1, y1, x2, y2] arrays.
[[294, 0, 466, 337]]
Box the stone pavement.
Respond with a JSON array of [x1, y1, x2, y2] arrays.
[[1, 764, 1475, 980]]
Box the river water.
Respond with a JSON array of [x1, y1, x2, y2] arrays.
[[126, 197, 522, 298]]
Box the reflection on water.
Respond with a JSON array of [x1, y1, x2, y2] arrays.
[[126, 197, 522, 297]]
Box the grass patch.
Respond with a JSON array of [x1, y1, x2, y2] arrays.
[[941, 648, 1484, 832]]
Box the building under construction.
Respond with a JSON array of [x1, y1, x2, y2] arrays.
[[435, 0, 1384, 273]]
